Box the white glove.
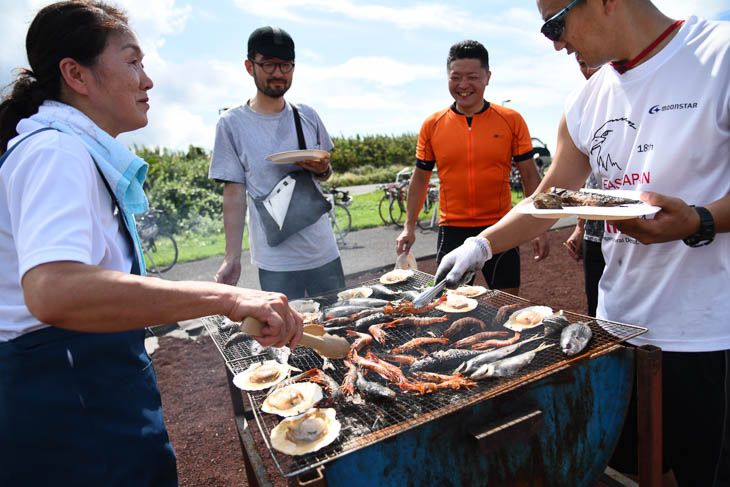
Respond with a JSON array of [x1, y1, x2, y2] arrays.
[[434, 236, 493, 288]]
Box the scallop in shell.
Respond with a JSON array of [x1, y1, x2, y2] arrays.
[[270, 408, 341, 456], [232, 360, 292, 391], [542, 310, 571, 337], [290, 299, 320, 314], [337, 286, 373, 300], [379, 269, 414, 285], [435, 293, 478, 313], [503, 305, 553, 332], [447, 285, 487, 298], [262, 382, 323, 417]]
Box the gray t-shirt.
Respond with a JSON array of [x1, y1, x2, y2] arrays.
[[209, 102, 338, 271]]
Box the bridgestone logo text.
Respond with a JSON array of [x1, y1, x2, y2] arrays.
[[649, 102, 697, 114]]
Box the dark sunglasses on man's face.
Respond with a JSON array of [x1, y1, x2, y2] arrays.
[[541, 0, 581, 42], [250, 60, 295, 74]]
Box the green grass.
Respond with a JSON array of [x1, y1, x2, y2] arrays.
[[151, 188, 526, 269]]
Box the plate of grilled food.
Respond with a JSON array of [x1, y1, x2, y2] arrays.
[[265, 149, 328, 165], [517, 187, 661, 220]]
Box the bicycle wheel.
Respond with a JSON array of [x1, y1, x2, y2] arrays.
[[143, 232, 178, 273], [378, 194, 392, 225], [417, 199, 439, 230], [330, 203, 352, 238], [389, 197, 406, 227]]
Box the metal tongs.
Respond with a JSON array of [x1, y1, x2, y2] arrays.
[[412, 278, 447, 309]]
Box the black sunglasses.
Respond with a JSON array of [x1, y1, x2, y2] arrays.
[[541, 0, 581, 42], [249, 60, 295, 74]]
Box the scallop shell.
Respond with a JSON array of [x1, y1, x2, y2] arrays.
[[337, 287, 373, 300], [379, 269, 414, 285], [435, 294, 478, 313], [232, 360, 292, 391], [270, 408, 341, 456], [503, 305, 553, 332], [262, 382, 323, 417], [447, 285, 487, 298], [542, 310, 571, 337], [290, 299, 320, 314]]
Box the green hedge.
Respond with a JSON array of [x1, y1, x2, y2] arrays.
[[134, 133, 418, 233]]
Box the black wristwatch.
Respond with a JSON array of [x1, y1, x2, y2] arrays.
[[314, 165, 332, 179], [683, 205, 715, 247]]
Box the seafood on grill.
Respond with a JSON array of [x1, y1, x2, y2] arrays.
[[455, 334, 543, 375], [368, 284, 402, 300], [337, 286, 373, 300], [323, 309, 387, 330], [262, 382, 323, 417], [470, 342, 554, 379], [350, 349, 410, 385], [532, 187, 640, 209], [345, 330, 373, 354], [384, 295, 447, 315], [447, 285, 487, 298], [503, 305, 553, 332], [492, 303, 527, 327], [340, 360, 359, 396], [391, 337, 450, 356], [401, 373, 477, 395], [331, 297, 389, 308], [232, 360, 294, 391], [387, 315, 450, 328], [409, 348, 487, 373], [285, 368, 344, 405], [323, 305, 371, 319], [542, 310, 571, 337], [436, 294, 478, 313], [383, 354, 418, 367], [471, 332, 524, 351], [450, 330, 511, 349], [560, 321, 593, 356], [270, 408, 341, 456], [369, 322, 396, 345], [379, 268, 414, 284], [356, 370, 396, 401], [442, 317, 489, 340]]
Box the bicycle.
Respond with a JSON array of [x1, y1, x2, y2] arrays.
[[510, 137, 552, 190], [136, 208, 178, 274], [323, 186, 352, 247], [387, 168, 414, 227], [416, 182, 439, 230]]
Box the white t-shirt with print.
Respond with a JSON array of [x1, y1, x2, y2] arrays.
[[565, 16, 730, 352]]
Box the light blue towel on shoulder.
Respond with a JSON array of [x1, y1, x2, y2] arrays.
[[29, 101, 149, 275]]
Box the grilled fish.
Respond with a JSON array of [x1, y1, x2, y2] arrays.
[[454, 334, 542, 375], [560, 321, 593, 356], [409, 349, 486, 373], [533, 187, 640, 209], [356, 371, 396, 400], [470, 342, 554, 379], [331, 297, 389, 308]]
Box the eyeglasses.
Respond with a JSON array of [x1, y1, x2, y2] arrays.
[[540, 0, 581, 42], [249, 60, 295, 74]]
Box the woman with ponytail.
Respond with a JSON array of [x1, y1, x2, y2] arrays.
[[0, 2, 303, 485]]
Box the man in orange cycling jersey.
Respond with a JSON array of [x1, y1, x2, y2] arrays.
[[396, 40, 549, 295]]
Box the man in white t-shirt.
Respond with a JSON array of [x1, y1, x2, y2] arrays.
[[434, 1, 729, 484], [209, 26, 345, 299]]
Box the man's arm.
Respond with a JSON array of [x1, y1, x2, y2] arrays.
[[395, 167, 431, 255], [516, 154, 550, 261], [216, 182, 247, 285]]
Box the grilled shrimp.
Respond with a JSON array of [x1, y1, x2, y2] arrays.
[[441, 317, 488, 339], [383, 354, 417, 366], [392, 337, 450, 356], [401, 375, 477, 395], [492, 303, 526, 327], [350, 349, 409, 385], [345, 330, 373, 353], [471, 332, 522, 350], [388, 315, 450, 328], [340, 360, 358, 396], [450, 331, 511, 348], [369, 322, 396, 345], [384, 295, 447, 315]]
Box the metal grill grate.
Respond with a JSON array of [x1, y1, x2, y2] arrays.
[[202, 270, 647, 478]]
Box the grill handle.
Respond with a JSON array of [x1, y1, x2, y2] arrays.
[[237, 317, 350, 359], [471, 409, 544, 455]]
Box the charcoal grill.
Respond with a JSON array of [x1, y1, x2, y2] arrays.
[[203, 271, 661, 486]]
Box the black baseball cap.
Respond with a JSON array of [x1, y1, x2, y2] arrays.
[[248, 26, 295, 60]]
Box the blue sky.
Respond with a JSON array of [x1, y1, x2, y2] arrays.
[[2, 1, 728, 153]]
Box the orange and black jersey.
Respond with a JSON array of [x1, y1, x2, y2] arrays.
[[416, 101, 533, 227]]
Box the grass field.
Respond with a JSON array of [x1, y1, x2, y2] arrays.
[[144, 188, 526, 271]]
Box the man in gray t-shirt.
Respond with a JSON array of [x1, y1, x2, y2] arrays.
[[208, 26, 344, 299]]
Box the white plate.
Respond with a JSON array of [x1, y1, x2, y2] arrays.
[[265, 149, 328, 165], [517, 189, 661, 220]]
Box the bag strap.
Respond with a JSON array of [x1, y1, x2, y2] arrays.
[[290, 103, 307, 150], [0, 127, 141, 275], [0, 127, 56, 168]]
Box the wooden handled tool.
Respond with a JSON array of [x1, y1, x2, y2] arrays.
[[237, 317, 351, 359]]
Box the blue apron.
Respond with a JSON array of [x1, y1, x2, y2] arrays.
[[0, 129, 177, 485]]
